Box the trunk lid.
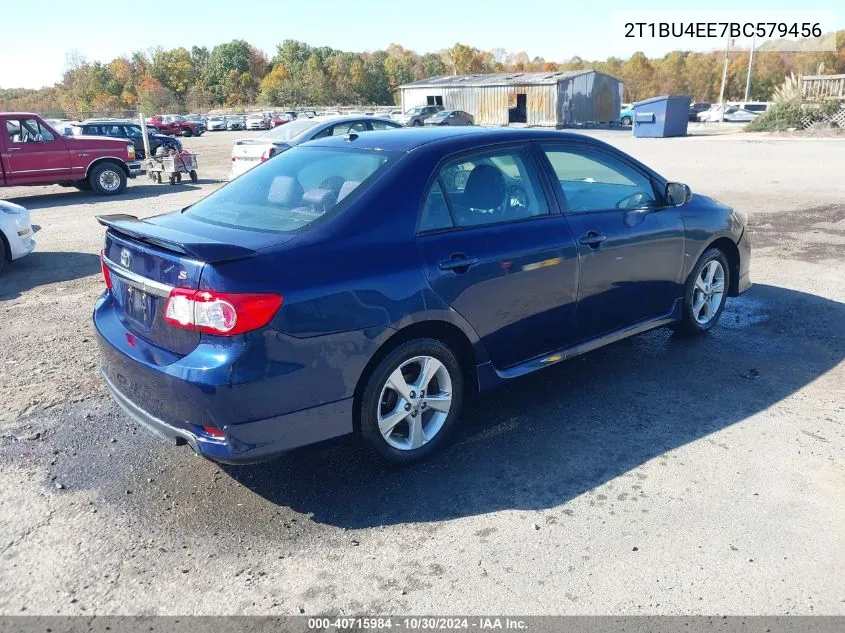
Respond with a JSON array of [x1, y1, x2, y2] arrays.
[[99, 213, 290, 357]]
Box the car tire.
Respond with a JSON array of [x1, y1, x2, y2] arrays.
[[621, 116, 632, 126], [412, 120, 422, 127], [0, 235, 9, 276], [360, 338, 464, 465], [189, 170, 198, 183], [88, 163, 127, 196], [673, 247, 730, 335], [182, 128, 193, 137], [467, 121, 473, 126]]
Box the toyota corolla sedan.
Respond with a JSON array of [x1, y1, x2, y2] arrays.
[[94, 128, 751, 465]]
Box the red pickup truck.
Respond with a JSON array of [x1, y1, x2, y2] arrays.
[[1, 113, 140, 195], [146, 115, 204, 137]]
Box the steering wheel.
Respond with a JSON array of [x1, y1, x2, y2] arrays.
[[616, 191, 651, 209], [507, 185, 528, 213]]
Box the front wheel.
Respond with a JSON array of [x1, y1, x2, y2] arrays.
[[673, 247, 730, 335], [88, 163, 127, 196], [360, 339, 464, 465], [412, 120, 422, 127], [621, 116, 632, 126], [182, 128, 193, 137]]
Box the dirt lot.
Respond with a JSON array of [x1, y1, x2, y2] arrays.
[[1, 129, 843, 615]]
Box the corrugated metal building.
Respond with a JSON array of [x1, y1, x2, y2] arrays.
[[400, 71, 623, 127]]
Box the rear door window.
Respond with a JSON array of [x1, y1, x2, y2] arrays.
[[420, 147, 549, 230]]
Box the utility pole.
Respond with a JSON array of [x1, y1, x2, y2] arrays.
[[718, 38, 732, 123], [744, 36, 756, 103]]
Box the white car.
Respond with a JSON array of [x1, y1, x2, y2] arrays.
[[698, 105, 759, 123], [206, 116, 228, 131], [0, 200, 35, 274], [229, 115, 402, 180], [245, 113, 269, 130]]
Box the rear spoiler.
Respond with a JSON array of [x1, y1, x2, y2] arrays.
[[96, 214, 256, 262]]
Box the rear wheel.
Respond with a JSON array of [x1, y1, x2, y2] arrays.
[[621, 116, 632, 126], [0, 236, 8, 276], [360, 338, 464, 465], [673, 247, 730, 335], [182, 128, 193, 137], [412, 120, 422, 127], [88, 163, 126, 196]]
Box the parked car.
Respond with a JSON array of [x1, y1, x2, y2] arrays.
[[94, 127, 751, 465], [227, 115, 246, 131], [424, 110, 475, 126], [269, 113, 292, 127], [230, 115, 402, 179], [245, 113, 270, 130], [1, 112, 140, 195], [698, 105, 759, 123], [74, 120, 182, 159], [147, 115, 204, 137], [394, 105, 444, 126], [729, 101, 769, 114], [296, 111, 317, 119], [689, 102, 712, 122], [317, 110, 340, 118], [620, 104, 634, 126], [384, 109, 403, 120], [0, 199, 35, 275], [206, 116, 228, 131], [185, 114, 207, 126]]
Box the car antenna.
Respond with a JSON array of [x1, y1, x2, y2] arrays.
[[345, 133, 358, 141]]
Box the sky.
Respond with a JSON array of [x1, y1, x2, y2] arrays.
[[1, 0, 841, 89]]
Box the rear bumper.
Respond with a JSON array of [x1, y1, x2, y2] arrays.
[[101, 368, 353, 464], [94, 292, 361, 464]]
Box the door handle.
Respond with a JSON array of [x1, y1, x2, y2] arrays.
[[438, 254, 478, 273], [579, 232, 607, 248]]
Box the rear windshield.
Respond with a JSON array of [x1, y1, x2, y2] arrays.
[[263, 119, 320, 141], [185, 147, 395, 233]]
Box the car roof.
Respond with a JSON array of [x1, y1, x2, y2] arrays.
[[82, 119, 140, 125], [305, 126, 601, 153]]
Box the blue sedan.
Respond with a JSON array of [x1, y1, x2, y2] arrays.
[[94, 128, 751, 465]]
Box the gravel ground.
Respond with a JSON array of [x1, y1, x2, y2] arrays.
[[0, 128, 843, 616]]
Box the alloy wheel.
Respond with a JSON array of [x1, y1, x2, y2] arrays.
[[692, 260, 725, 325], [377, 356, 453, 451]]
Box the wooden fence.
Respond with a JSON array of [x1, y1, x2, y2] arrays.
[[802, 75, 845, 101]]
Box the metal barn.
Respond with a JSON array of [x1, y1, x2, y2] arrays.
[[399, 70, 623, 127]]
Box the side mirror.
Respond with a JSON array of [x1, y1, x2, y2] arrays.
[[665, 182, 691, 207]]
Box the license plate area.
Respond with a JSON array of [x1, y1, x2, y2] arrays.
[[123, 283, 155, 328]]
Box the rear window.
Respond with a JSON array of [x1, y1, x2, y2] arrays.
[[185, 147, 395, 233]]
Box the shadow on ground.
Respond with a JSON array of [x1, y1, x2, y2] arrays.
[[219, 283, 844, 528], [0, 251, 101, 300], [7, 284, 843, 535]]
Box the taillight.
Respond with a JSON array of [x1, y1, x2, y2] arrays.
[[202, 425, 225, 439], [163, 288, 282, 336], [100, 250, 113, 290], [260, 147, 276, 163]]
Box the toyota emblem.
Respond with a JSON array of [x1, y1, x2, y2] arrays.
[[120, 248, 131, 268]]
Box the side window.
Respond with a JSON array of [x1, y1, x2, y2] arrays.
[[430, 148, 549, 229], [330, 121, 367, 136], [542, 147, 656, 212], [419, 181, 454, 232], [370, 120, 398, 131], [6, 118, 54, 143]]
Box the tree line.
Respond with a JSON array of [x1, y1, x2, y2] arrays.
[[2, 35, 843, 118]]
